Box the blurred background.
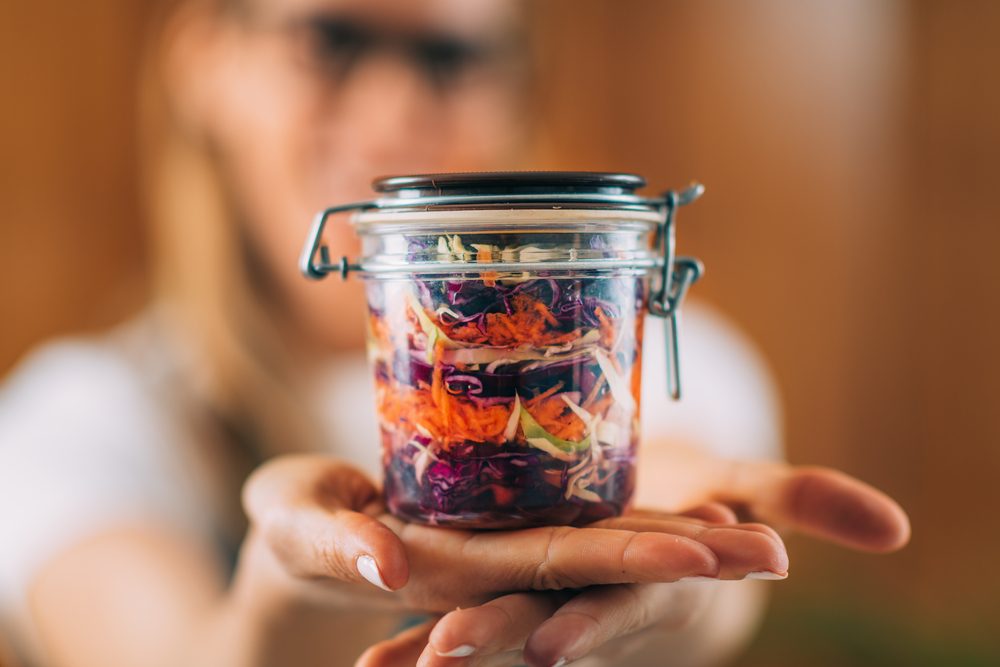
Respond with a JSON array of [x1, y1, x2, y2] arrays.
[[1, 1, 998, 665]]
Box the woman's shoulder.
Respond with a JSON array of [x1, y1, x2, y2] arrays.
[[0, 312, 216, 507], [0, 323, 169, 445], [3, 332, 140, 400]]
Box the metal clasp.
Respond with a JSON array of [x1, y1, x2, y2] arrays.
[[648, 184, 705, 400], [299, 201, 373, 280]]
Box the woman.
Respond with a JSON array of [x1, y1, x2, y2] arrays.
[[0, 1, 909, 666]]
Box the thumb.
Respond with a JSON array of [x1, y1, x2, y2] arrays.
[[243, 454, 409, 590], [716, 461, 911, 553]]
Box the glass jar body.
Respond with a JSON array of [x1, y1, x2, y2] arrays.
[[358, 216, 656, 528]]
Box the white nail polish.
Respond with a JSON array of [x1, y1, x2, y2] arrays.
[[356, 554, 391, 591], [552, 658, 569, 667], [745, 571, 788, 581], [434, 645, 476, 657]]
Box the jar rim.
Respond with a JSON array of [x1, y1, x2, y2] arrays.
[[353, 206, 664, 231]]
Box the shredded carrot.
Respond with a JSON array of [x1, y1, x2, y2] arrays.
[[438, 292, 582, 348], [520, 382, 587, 441], [377, 371, 605, 450], [526, 381, 564, 405], [430, 360, 443, 406], [594, 307, 616, 348], [534, 301, 560, 327], [377, 377, 510, 449], [527, 394, 587, 441], [632, 315, 645, 414], [630, 346, 643, 417], [490, 313, 520, 339]]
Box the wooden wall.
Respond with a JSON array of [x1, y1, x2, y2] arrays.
[[0, 1, 148, 371], [1, 0, 998, 664]]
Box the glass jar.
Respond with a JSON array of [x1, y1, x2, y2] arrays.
[[300, 172, 704, 529]]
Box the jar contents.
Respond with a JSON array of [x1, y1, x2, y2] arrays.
[[367, 234, 645, 528]]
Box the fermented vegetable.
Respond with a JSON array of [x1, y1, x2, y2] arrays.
[[368, 235, 645, 528]]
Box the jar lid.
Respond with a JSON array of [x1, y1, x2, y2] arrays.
[[373, 171, 646, 198], [359, 171, 660, 213]]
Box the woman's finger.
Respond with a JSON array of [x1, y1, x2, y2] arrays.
[[355, 618, 438, 667], [677, 502, 739, 524], [716, 462, 911, 553], [623, 503, 739, 525], [522, 582, 710, 667], [418, 592, 568, 666], [586, 516, 788, 580], [243, 455, 409, 590], [596, 512, 782, 546]]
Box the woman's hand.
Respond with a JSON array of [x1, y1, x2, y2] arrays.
[[358, 503, 766, 667], [357, 447, 911, 667], [234, 454, 788, 620]]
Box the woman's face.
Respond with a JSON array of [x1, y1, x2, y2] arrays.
[[177, 0, 526, 351]]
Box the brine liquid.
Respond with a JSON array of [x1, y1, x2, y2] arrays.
[[366, 271, 646, 529]]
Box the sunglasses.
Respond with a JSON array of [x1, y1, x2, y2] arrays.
[[269, 14, 523, 92]]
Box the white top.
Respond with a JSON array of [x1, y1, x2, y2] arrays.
[[0, 303, 781, 661]]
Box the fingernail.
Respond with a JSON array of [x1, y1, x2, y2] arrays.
[[678, 576, 718, 583], [552, 658, 569, 667], [434, 645, 476, 657], [745, 571, 788, 581], [356, 554, 391, 591]]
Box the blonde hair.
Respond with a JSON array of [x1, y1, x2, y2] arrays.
[[138, 0, 321, 464]]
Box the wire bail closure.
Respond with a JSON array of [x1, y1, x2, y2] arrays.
[[647, 184, 705, 400], [299, 201, 372, 280], [298, 182, 705, 400]]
